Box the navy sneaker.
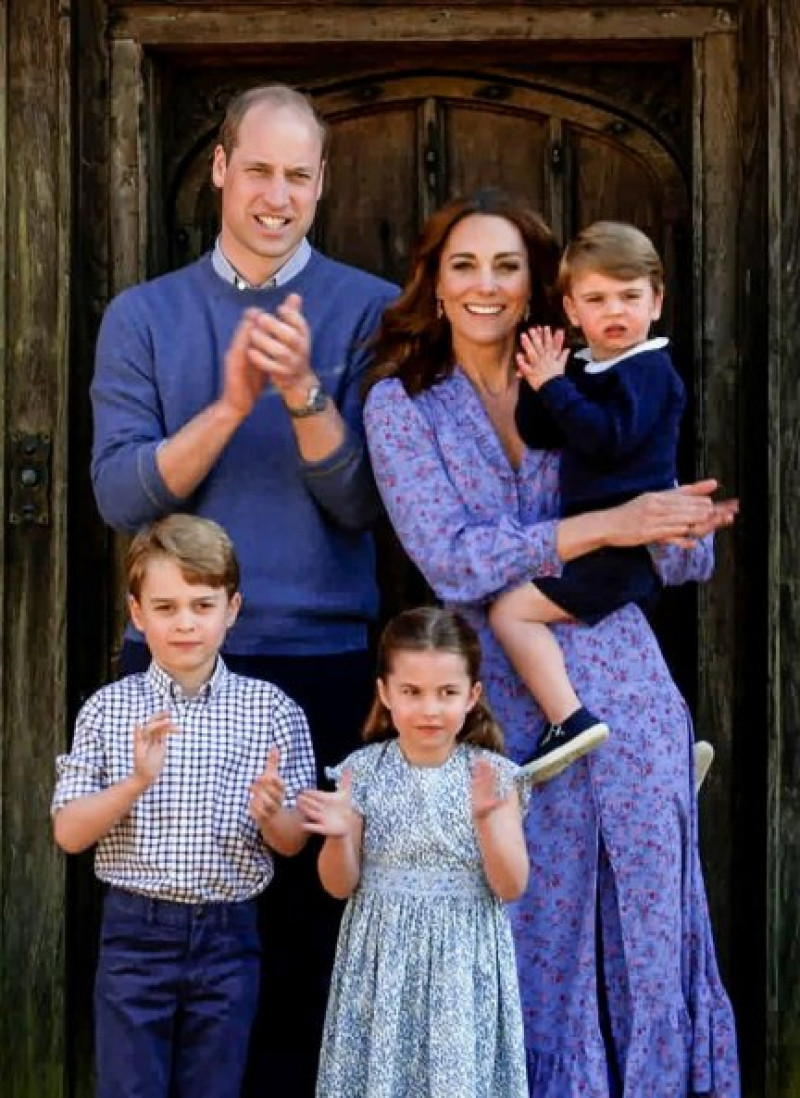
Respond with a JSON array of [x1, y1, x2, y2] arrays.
[[521, 707, 610, 784]]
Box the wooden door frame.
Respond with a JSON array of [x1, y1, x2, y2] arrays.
[[90, 1, 770, 1093], [765, 3, 800, 1095], [1, 0, 72, 1094]]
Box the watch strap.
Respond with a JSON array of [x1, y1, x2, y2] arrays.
[[286, 383, 329, 418]]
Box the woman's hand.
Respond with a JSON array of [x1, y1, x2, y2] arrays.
[[297, 771, 355, 837], [601, 479, 738, 549]]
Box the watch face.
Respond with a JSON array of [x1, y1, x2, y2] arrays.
[[289, 384, 329, 417], [307, 386, 328, 413]]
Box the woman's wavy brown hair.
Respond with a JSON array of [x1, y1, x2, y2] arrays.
[[363, 606, 506, 754], [367, 188, 561, 396]]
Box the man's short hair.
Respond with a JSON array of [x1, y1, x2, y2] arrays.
[[127, 514, 240, 600], [559, 221, 664, 295], [217, 84, 328, 160]]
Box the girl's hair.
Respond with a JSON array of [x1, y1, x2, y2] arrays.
[[367, 189, 561, 396], [363, 606, 506, 754], [127, 514, 240, 600], [558, 220, 664, 295], [217, 84, 328, 160]]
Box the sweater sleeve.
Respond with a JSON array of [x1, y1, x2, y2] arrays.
[[536, 352, 683, 462], [90, 292, 185, 531], [297, 290, 395, 531], [364, 380, 563, 604]]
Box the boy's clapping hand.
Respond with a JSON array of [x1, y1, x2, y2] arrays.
[[132, 712, 176, 789], [250, 747, 286, 823]]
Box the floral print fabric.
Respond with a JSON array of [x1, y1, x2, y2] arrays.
[[364, 371, 740, 1097], [316, 741, 529, 1098]]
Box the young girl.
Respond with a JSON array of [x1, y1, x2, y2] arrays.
[[297, 607, 530, 1098]]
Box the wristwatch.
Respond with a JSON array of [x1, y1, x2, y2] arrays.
[[285, 382, 329, 418]]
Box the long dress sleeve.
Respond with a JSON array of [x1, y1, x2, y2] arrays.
[[650, 537, 715, 586], [364, 377, 563, 604]]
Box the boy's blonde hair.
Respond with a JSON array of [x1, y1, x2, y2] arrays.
[[558, 221, 664, 295], [127, 515, 240, 600]]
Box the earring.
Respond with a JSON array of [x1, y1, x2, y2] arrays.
[[523, 302, 531, 323], [436, 299, 444, 319]]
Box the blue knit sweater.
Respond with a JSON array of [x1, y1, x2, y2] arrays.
[[91, 250, 398, 655]]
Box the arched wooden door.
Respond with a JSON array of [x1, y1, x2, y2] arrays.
[[70, 31, 751, 1093], [165, 71, 694, 647]]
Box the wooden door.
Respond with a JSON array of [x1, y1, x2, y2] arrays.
[[61, 8, 771, 1095]]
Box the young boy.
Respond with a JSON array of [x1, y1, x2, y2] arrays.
[[52, 514, 316, 1098], [489, 221, 686, 782]]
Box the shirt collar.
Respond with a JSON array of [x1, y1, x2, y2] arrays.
[[575, 336, 670, 374], [145, 657, 229, 703], [212, 236, 311, 290]]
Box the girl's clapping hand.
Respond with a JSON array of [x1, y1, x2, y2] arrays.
[[471, 756, 507, 821], [297, 771, 355, 837]]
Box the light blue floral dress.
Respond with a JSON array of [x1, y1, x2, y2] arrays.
[[316, 739, 529, 1098]]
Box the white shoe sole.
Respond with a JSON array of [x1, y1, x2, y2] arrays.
[[694, 741, 715, 792], [521, 723, 610, 785]]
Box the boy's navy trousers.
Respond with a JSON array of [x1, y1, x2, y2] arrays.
[[95, 886, 261, 1098]]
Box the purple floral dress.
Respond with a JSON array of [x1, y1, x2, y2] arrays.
[[364, 371, 740, 1098]]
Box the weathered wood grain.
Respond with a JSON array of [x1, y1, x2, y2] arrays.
[[39, 6, 800, 1098], [0, 6, 8, 880], [108, 0, 732, 6], [110, 39, 148, 293], [110, 4, 738, 44], [692, 28, 740, 982], [1, 0, 70, 1095], [68, 5, 114, 1095], [766, 2, 800, 1093], [729, 3, 769, 1093]]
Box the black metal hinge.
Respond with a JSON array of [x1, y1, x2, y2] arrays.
[[8, 432, 51, 525]]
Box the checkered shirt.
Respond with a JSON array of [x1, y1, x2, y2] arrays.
[[52, 659, 316, 902]]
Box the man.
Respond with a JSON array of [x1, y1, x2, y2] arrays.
[[91, 85, 398, 1097]]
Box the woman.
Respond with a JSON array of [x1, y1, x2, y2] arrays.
[[363, 190, 739, 1097]]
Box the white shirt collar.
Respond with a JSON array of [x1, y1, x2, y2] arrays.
[[146, 656, 229, 703], [212, 236, 312, 290], [575, 336, 670, 374]]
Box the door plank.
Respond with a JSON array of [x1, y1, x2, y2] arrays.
[[110, 5, 738, 44], [444, 102, 550, 212], [765, 3, 800, 1094], [317, 105, 419, 284], [2, 0, 71, 1094], [691, 30, 739, 980]]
